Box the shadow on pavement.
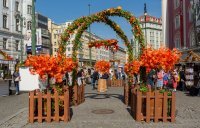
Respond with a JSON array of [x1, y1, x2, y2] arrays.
[[84, 92, 124, 103]]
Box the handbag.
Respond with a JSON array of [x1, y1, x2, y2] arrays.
[[14, 76, 20, 82]]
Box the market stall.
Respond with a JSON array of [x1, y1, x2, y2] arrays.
[[0, 50, 16, 96], [179, 51, 200, 95]]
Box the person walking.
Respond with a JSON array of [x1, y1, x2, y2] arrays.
[[179, 66, 186, 91], [163, 71, 169, 89], [172, 69, 179, 92], [91, 70, 99, 90], [157, 69, 164, 90], [13, 68, 21, 95]]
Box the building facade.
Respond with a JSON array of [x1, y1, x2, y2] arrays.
[[26, 13, 51, 55], [109, 46, 126, 65], [162, 0, 200, 52], [138, 15, 163, 49], [0, 0, 32, 60]]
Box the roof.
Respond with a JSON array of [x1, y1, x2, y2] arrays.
[[180, 51, 200, 63]]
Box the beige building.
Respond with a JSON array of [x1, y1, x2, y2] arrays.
[[109, 46, 126, 65], [48, 20, 111, 67]]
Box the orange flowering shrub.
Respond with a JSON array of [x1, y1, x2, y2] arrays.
[[124, 60, 141, 75], [88, 39, 119, 50], [25, 54, 77, 83], [140, 47, 181, 73], [94, 60, 111, 74]]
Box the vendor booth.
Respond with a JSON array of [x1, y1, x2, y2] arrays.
[[179, 51, 200, 96], [0, 50, 16, 96]]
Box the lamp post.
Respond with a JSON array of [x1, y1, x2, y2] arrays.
[[144, 3, 147, 46], [88, 4, 92, 67], [31, 0, 36, 55], [19, 15, 25, 62]]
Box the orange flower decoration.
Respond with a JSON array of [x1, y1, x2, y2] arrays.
[[25, 54, 77, 83], [94, 60, 111, 74], [140, 47, 181, 73], [124, 60, 141, 75]]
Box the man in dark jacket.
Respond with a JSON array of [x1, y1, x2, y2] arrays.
[[91, 70, 99, 89]]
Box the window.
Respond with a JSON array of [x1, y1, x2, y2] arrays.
[[54, 48, 57, 52], [174, 0, 180, 9], [16, 18, 20, 31], [175, 37, 180, 48], [15, 1, 19, 12], [27, 5, 32, 14], [54, 42, 57, 46], [3, 15, 8, 28], [3, 0, 7, 7], [68, 48, 70, 51], [175, 15, 180, 29], [27, 21, 31, 30], [16, 40, 19, 51], [189, 7, 193, 22], [54, 34, 56, 39], [3, 38, 7, 49]]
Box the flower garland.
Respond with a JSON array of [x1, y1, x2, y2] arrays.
[[0, 50, 13, 60], [94, 60, 111, 74], [88, 39, 119, 50], [25, 54, 77, 83], [60, 7, 145, 62]]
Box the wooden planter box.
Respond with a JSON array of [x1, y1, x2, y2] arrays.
[[124, 83, 131, 106], [29, 90, 70, 123], [130, 90, 176, 123], [108, 79, 125, 87], [69, 85, 85, 106]]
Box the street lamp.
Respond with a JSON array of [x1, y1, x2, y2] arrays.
[[88, 4, 92, 67], [144, 3, 147, 46], [31, 0, 36, 55]]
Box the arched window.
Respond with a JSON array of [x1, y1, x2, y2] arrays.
[[27, 21, 31, 30]]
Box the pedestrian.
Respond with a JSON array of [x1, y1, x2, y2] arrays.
[[179, 66, 186, 91], [163, 71, 169, 89], [156, 69, 164, 90], [77, 69, 84, 86], [172, 69, 179, 92], [13, 68, 21, 95], [91, 69, 99, 90]]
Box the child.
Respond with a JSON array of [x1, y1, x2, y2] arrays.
[[157, 69, 164, 89], [163, 72, 169, 88], [172, 69, 179, 92]]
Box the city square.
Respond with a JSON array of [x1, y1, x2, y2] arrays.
[[0, 0, 200, 128]]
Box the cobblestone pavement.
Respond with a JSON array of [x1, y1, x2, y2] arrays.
[[1, 86, 200, 128]]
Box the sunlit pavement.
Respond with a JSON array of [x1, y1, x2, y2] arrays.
[[1, 85, 200, 128]]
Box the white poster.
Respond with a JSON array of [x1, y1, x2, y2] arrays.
[[19, 67, 39, 91], [25, 29, 42, 47]]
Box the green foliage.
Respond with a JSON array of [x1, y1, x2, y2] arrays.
[[139, 85, 148, 92]]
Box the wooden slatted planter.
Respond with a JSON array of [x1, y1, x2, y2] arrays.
[[130, 90, 176, 123], [69, 85, 85, 106], [29, 89, 70, 123], [108, 79, 125, 87], [124, 83, 131, 106]]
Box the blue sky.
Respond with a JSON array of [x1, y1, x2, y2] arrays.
[[36, 0, 161, 47]]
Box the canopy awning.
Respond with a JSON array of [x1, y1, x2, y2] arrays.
[[0, 59, 16, 64]]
